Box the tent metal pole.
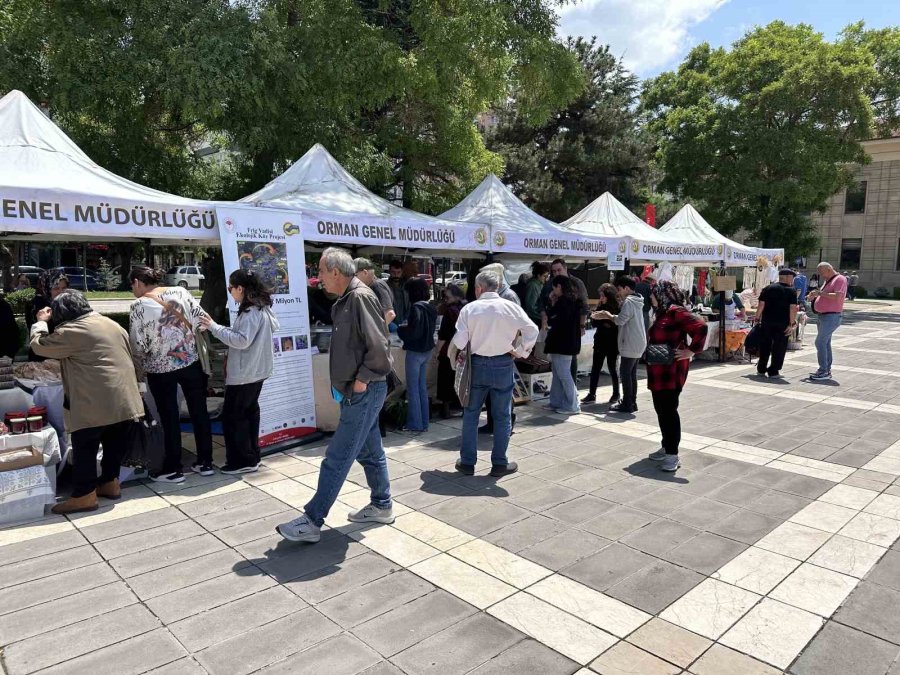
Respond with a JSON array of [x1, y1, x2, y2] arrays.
[[144, 238, 152, 267]]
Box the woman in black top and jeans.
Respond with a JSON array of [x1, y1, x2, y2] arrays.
[[398, 278, 437, 431], [545, 276, 583, 414], [583, 283, 620, 404]]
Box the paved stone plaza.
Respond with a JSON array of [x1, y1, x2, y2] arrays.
[[3, 303, 900, 675]]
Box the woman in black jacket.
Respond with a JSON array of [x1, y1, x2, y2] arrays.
[[545, 275, 583, 414], [397, 278, 437, 431], [583, 283, 620, 404]]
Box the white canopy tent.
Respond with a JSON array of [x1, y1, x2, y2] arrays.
[[660, 204, 784, 267], [240, 144, 484, 257], [561, 192, 733, 264], [0, 90, 220, 244], [439, 173, 619, 259]]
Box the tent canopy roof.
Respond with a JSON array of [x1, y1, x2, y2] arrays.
[[439, 173, 561, 233], [239, 143, 486, 257], [242, 143, 447, 227], [660, 204, 784, 265], [0, 90, 219, 243], [661, 204, 752, 251], [561, 192, 669, 241]]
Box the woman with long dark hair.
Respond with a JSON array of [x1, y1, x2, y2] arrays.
[[434, 284, 466, 418], [129, 266, 212, 482], [583, 283, 620, 404], [200, 269, 280, 474], [398, 277, 437, 431], [544, 275, 583, 414], [645, 281, 708, 472]]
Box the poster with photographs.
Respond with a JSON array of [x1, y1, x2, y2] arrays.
[[216, 205, 316, 446]]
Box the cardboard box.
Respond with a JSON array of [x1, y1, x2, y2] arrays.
[[712, 276, 736, 292], [521, 372, 553, 402], [0, 444, 42, 472]]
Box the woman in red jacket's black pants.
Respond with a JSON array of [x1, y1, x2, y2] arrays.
[[644, 281, 708, 472]]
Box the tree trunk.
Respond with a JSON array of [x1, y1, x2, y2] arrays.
[[398, 156, 415, 209]]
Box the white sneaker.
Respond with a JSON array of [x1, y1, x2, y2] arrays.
[[648, 449, 666, 461], [660, 455, 681, 472], [348, 504, 395, 524], [150, 472, 185, 484], [276, 514, 321, 543], [220, 463, 260, 475]]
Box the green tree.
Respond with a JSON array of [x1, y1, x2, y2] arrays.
[[642, 22, 876, 257], [487, 37, 651, 222], [350, 0, 583, 213], [841, 22, 900, 138], [0, 0, 252, 198]]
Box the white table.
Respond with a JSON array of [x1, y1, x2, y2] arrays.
[[0, 427, 62, 525]]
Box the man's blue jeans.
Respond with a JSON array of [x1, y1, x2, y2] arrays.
[[815, 313, 843, 374], [404, 349, 431, 431], [461, 354, 514, 467], [305, 380, 391, 527]]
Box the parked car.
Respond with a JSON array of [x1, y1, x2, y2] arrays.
[[49, 266, 103, 291], [165, 265, 204, 289], [14, 266, 45, 288]]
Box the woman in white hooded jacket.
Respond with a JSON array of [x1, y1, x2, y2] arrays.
[[200, 269, 280, 474]]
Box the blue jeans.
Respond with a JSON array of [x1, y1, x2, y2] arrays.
[[815, 313, 843, 374], [549, 353, 579, 413], [461, 355, 514, 467], [305, 380, 391, 527], [404, 350, 431, 431]]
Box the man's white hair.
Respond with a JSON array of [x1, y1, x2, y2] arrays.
[[817, 262, 835, 273], [475, 271, 500, 292], [321, 247, 356, 277]]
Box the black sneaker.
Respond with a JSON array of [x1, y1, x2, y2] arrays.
[[609, 402, 636, 413], [581, 394, 597, 404], [608, 394, 620, 404], [150, 471, 185, 484], [490, 462, 518, 477], [756, 370, 767, 377], [220, 464, 260, 475], [455, 460, 475, 475], [191, 462, 214, 477]]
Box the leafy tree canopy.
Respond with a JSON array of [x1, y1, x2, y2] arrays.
[[487, 37, 652, 222], [641, 21, 876, 257], [0, 0, 582, 214], [841, 22, 900, 138]]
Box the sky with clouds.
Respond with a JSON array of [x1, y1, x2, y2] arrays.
[[557, 0, 898, 79]]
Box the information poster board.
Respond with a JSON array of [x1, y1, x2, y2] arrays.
[[215, 205, 316, 446]]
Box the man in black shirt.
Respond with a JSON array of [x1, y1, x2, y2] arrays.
[[354, 257, 396, 326], [755, 268, 799, 378]]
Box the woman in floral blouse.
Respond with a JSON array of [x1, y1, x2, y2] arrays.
[[645, 281, 708, 472]]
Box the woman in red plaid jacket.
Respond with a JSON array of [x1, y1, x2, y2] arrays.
[[645, 281, 708, 472]]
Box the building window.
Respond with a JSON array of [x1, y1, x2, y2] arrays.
[[845, 181, 867, 214], [840, 238, 862, 270]]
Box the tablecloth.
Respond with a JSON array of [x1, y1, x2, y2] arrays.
[[0, 428, 61, 525]]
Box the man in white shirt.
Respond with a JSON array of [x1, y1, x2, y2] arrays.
[[449, 271, 539, 477]]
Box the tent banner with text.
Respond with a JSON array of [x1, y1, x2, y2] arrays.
[[492, 230, 621, 259], [215, 205, 316, 446], [301, 210, 484, 251], [0, 192, 220, 239]]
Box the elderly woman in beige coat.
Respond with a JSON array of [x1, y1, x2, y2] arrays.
[[31, 290, 144, 514]]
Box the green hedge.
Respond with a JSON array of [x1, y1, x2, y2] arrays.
[[6, 288, 35, 314], [854, 286, 868, 299]]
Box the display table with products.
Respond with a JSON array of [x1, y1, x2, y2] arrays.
[[312, 343, 438, 432]]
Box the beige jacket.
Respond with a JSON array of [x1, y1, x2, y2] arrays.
[[30, 313, 144, 433]]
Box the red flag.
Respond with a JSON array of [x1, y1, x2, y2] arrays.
[[645, 204, 656, 227]]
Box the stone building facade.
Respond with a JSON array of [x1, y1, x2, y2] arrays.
[[810, 136, 900, 295]]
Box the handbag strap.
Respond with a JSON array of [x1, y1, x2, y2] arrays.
[[143, 292, 193, 332]]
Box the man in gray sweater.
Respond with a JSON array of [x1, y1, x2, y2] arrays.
[[593, 276, 647, 413], [278, 247, 394, 544]]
